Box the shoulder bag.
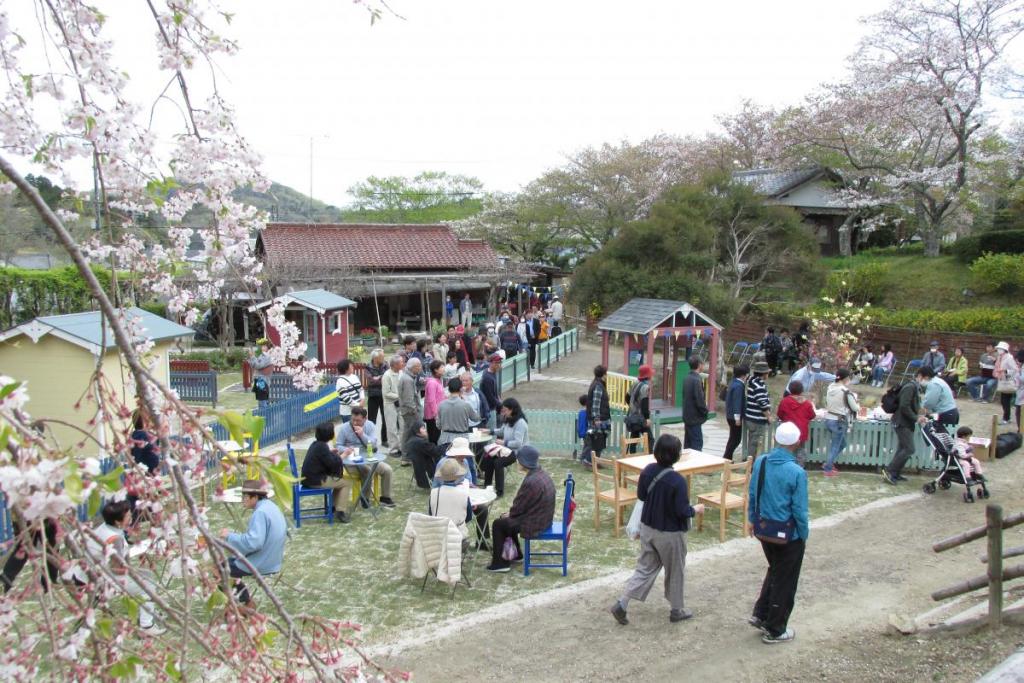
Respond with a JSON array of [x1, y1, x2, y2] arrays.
[[625, 467, 673, 540], [753, 458, 796, 545], [998, 359, 1020, 394]]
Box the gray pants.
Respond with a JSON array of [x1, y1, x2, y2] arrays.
[[383, 401, 401, 453], [744, 422, 768, 460], [888, 424, 916, 476], [400, 410, 420, 452], [621, 524, 688, 612]]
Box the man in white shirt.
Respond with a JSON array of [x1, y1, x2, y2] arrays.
[[381, 355, 404, 455]]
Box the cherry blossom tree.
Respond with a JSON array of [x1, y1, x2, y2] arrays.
[[0, 1, 398, 679]]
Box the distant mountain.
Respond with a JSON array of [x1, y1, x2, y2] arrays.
[[232, 182, 347, 223]]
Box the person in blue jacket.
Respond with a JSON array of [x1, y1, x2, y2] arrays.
[[747, 421, 809, 645], [723, 365, 748, 461]]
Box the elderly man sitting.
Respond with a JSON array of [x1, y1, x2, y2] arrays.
[[486, 445, 555, 573], [336, 406, 397, 508], [219, 479, 287, 604]]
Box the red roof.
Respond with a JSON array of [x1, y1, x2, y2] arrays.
[[258, 223, 501, 271]]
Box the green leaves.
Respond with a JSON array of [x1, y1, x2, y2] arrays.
[[64, 462, 84, 504], [0, 380, 22, 401], [107, 655, 143, 679], [263, 460, 299, 513], [95, 466, 124, 492], [205, 588, 227, 613]]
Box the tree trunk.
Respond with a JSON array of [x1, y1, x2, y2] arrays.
[[923, 229, 942, 257]]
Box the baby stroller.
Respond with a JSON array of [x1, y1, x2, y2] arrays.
[[920, 420, 990, 503]]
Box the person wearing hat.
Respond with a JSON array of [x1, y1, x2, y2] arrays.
[[744, 360, 773, 460], [428, 459, 474, 539], [611, 434, 705, 627], [433, 436, 479, 488], [747, 422, 809, 644], [626, 365, 655, 453], [486, 446, 555, 573], [786, 358, 836, 397], [994, 341, 1020, 425], [921, 341, 947, 375], [404, 420, 446, 489], [219, 479, 287, 604]]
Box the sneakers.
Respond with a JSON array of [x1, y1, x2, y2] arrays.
[[762, 627, 795, 644], [379, 497, 397, 509], [669, 608, 693, 622], [999, 419, 1011, 426], [748, 615, 767, 633], [893, 474, 908, 482], [822, 468, 838, 477], [610, 601, 629, 625], [139, 623, 167, 637], [486, 563, 511, 573], [335, 510, 351, 524], [882, 469, 896, 485]]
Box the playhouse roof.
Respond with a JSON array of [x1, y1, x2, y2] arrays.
[[0, 307, 194, 355], [597, 298, 723, 335], [250, 289, 356, 314]]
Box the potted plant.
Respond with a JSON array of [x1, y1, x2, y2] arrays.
[[359, 327, 377, 347], [378, 324, 390, 345]]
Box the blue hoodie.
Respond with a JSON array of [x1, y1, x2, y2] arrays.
[[747, 446, 809, 541]]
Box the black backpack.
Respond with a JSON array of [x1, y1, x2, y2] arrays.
[[881, 382, 904, 414]]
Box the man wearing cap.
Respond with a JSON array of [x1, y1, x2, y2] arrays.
[[682, 357, 709, 452], [219, 479, 287, 604], [627, 365, 655, 453], [921, 341, 947, 375], [747, 423, 809, 644], [786, 358, 836, 397], [487, 446, 556, 573], [744, 361, 773, 460]]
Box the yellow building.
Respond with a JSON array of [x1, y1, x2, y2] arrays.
[[0, 308, 193, 454]]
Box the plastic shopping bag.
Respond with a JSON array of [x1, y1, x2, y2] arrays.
[[625, 502, 644, 540]]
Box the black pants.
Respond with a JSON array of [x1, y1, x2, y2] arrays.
[[475, 507, 491, 541], [491, 516, 522, 567], [480, 453, 517, 496], [629, 428, 654, 454], [1001, 392, 1014, 422], [723, 420, 743, 461], [887, 424, 916, 476], [426, 418, 440, 444], [528, 343, 537, 368], [225, 558, 252, 604], [367, 395, 386, 444], [1, 520, 59, 593], [936, 408, 959, 428], [753, 539, 805, 637], [410, 451, 439, 489]]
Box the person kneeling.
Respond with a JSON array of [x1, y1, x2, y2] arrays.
[[486, 446, 555, 573], [219, 479, 287, 604]]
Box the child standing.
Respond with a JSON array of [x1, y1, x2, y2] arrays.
[[575, 394, 590, 464]]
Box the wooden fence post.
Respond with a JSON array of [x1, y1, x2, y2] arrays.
[[989, 504, 1004, 627]]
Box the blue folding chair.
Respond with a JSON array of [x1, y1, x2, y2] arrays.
[[728, 342, 748, 365], [524, 473, 575, 577], [899, 359, 922, 384], [287, 443, 334, 528]]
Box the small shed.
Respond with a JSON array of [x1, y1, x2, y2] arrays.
[[598, 298, 724, 411], [250, 289, 356, 365], [0, 307, 194, 451]]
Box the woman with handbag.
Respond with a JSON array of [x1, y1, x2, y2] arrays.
[[994, 341, 1020, 426], [481, 398, 529, 497], [747, 422, 809, 645], [625, 365, 655, 453], [611, 434, 704, 626]]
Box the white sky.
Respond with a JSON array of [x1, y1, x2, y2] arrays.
[[7, 0, 1024, 207]]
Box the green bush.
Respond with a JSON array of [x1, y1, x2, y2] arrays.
[[178, 349, 247, 371], [951, 229, 1024, 263], [753, 302, 1024, 337], [970, 252, 1024, 293], [821, 261, 890, 304], [858, 242, 926, 257]]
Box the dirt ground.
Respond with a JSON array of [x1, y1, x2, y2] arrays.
[[376, 343, 1024, 682]]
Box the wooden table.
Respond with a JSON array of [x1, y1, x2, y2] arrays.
[[615, 450, 729, 501]]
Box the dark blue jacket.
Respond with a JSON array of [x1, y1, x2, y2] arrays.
[[725, 378, 746, 423], [638, 463, 695, 532]]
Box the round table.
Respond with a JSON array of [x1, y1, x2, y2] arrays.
[[468, 433, 493, 445], [344, 454, 385, 517], [468, 486, 497, 507]]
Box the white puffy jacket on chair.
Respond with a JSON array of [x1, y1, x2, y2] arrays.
[[398, 513, 464, 586]]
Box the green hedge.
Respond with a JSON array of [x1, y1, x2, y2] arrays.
[[178, 349, 247, 372], [951, 229, 1024, 263], [755, 302, 1024, 337], [0, 265, 112, 329]]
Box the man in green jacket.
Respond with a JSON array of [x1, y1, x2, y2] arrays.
[[883, 373, 923, 484]]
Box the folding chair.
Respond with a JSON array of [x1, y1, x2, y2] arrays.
[[728, 342, 748, 365], [400, 513, 470, 599], [899, 359, 922, 384], [696, 458, 752, 542], [592, 455, 637, 537], [286, 444, 334, 528], [524, 473, 575, 576]]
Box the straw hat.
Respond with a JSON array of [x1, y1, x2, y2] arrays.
[[446, 437, 474, 457], [438, 458, 466, 482], [241, 479, 270, 495]]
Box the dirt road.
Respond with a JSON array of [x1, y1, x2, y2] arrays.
[[379, 453, 1024, 682]]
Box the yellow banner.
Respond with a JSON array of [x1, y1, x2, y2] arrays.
[[304, 392, 336, 412]]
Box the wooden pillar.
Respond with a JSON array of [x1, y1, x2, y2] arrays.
[[708, 328, 719, 409], [661, 332, 670, 402], [601, 330, 610, 368], [623, 334, 631, 374], [988, 504, 1004, 627], [440, 280, 447, 326]]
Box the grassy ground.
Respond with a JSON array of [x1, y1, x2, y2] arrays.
[[204, 451, 905, 645]]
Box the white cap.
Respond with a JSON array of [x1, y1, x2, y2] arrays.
[[775, 422, 801, 446]]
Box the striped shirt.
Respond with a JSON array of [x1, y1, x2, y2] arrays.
[[744, 376, 771, 424], [335, 374, 364, 416]]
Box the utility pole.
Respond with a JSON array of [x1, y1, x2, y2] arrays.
[[308, 136, 313, 221]]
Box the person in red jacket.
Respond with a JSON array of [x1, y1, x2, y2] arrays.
[[776, 380, 816, 465]]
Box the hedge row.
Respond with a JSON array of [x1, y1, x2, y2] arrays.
[[950, 229, 1024, 263], [756, 303, 1024, 337]]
